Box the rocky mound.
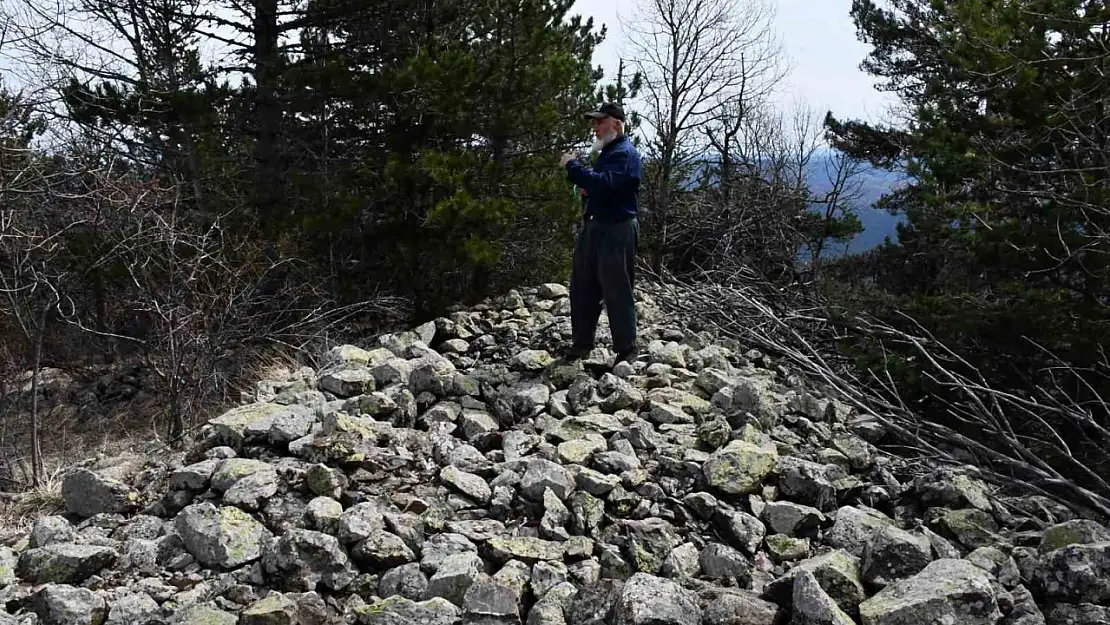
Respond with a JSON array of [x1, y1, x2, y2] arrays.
[[2, 282, 1108, 625]]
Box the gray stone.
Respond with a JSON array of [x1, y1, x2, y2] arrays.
[[773, 456, 836, 511], [261, 528, 357, 592], [29, 516, 78, 548], [338, 501, 388, 545], [240, 593, 299, 625], [521, 458, 575, 501], [702, 440, 778, 495], [30, 584, 107, 625], [175, 502, 273, 569], [352, 530, 416, 568], [698, 543, 749, 583], [440, 466, 492, 504], [168, 459, 221, 491], [660, 543, 700, 581], [860, 525, 933, 588], [210, 458, 279, 510], [623, 518, 681, 575], [566, 579, 624, 625], [792, 569, 856, 625], [532, 561, 568, 599], [1039, 520, 1110, 554], [463, 575, 522, 622], [697, 587, 781, 625], [380, 563, 429, 602], [1034, 542, 1110, 605], [354, 597, 461, 625], [318, 364, 376, 397], [62, 468, 139, 518], [17, 543, 118, 585], [420, 533, 478, 574], [761, 501, 826, 537], [966, 546, 1020, 588], [427, 551, 484, 606], [614, 573, 701, 625], [304, 496, 343, 534], [764, 549, 864, 616], [858, 559, 1001, 625], [104, 592, 159, 625], [487, 537, 564, 564], [825, 506, 894, 558]]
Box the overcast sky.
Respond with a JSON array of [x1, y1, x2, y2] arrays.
[[0, 0, 899, 127], [571, 0, 898, 125]]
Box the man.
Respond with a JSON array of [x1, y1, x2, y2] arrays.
[[558, 102, 642, 363]]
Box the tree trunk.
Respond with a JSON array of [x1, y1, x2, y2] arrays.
[[30, 298, 50, 487], [253, 0, 282, 228]]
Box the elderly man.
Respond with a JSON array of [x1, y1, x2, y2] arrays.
[[558, 102, 642, 363]]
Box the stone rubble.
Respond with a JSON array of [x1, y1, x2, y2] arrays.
[[2, 282, 1109, 625]]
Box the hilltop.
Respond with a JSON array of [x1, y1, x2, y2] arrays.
[[0, 280, 1105, 625]]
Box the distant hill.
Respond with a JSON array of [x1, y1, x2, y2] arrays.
[[804, 157, 908, 257], [683, 150, 909, 258]]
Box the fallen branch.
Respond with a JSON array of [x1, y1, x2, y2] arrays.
[[643, 265, 1110, 523]]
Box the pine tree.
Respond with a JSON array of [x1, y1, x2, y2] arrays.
[[287, 0, 606, 312], [826, 0, 1110, 381]]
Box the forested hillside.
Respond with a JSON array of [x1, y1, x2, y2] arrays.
[[1, 0, 1107, 535]]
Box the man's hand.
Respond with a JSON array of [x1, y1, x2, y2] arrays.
[[559, 152, 576, 167], [578, 188, 588, 198]]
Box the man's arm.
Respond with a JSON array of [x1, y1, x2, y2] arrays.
[[565, 150, 638, 194]]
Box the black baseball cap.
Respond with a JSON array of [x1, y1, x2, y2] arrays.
[[584, 102, 625, 121]]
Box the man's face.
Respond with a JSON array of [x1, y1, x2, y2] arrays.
[[593, 116, 617, 138]]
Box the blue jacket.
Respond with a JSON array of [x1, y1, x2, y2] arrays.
[[565, 134, 641, 221]]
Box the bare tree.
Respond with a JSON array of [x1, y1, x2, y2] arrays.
[[0, 86, 86, 486], [626, 0, 788, 269], [801, 148, 867, 273], [666, 99, 846, 282], [47, 169, 388, 442], [0, 0, 212, 204]]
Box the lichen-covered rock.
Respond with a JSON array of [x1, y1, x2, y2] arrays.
[[17, 543, 118, 584], [1033, 542, 1110, 605], [614, 573, 701, 625], [763, 549, 864, 615], [1, 280, 1101, 625], [175, 502, 273, 569], [61, 468, 140, 518], [30, 584, 107, 625], [104, 592, 159, 625], [353, 596, 461, 625], [858, 559, 1002, 625], [240, 592, 299, 625], [1039, 520, 1110, 554], [860, 525, 933, 588], [209, 402, 296, 446], [792, 569, 856, 625], [702, 439, 778, 495], [261, 528, 357, 592]]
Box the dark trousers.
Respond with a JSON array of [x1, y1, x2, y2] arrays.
[[569, 216, 639, 352]]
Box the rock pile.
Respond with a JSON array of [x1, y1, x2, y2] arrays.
[[3, 283, 1109, 625]]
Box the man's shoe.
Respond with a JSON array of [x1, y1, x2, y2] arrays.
[[563, 344, 593, 361], [614, 345, 639, 364]]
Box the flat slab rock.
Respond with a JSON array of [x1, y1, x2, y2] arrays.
[[859, 558, 1002, 625]]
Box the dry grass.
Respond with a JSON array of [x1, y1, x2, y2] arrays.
[[0, 463, 67, 544]]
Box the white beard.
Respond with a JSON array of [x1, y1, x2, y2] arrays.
[[591, 130, 619, 154]]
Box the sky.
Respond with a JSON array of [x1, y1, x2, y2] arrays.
[[0, 0, 899, 129], [569, 0, 898, 126]]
